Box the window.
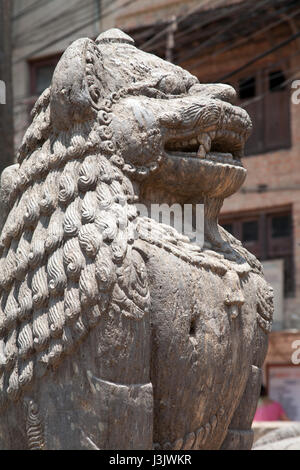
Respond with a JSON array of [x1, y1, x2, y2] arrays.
[[234, 66, 291, 155], [30, 56, 61, 96], [269, 70, 286, 92], [271, 214, 291, 239], [239, 76, 256, 100], [223, 223, 233, 235], [220, 208, 294, 296], [35, 64, 56, 95], [242, 220, 258, 243], [28, 55, 61, 115]]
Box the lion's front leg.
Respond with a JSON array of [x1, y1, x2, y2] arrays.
[[78, 375, 153, 450], [33, 300, 153, 450], [220, 365, 262, 450]]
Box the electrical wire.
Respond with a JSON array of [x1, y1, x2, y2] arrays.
[[219, 29, 300, 82], [142, 0, 297, 65], [175, 0, 281, 63], [13, 0, 115, 46], [13, 0, 139, 63], [13, 0, 55, 20], [140, 0, 228, 51], [140, 0, 271, 53], [241, 62, 300, 109], [186, 3, 300, 72]]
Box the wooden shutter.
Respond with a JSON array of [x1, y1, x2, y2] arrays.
[[235, 70, 264, 155], [263, 66, 291, 152]]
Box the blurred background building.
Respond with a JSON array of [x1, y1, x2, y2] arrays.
[[3, 0, 300, 419]]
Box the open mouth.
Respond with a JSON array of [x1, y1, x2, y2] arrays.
[[164, 129, 245, 167]]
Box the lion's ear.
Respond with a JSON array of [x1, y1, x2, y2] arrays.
[[96, 28, 134, 45], [50, 38, 104, 130]]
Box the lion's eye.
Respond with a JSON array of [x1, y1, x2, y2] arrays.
[[158, 75, 186, 96]]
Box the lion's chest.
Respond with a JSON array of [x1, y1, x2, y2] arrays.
[[144, 242, 262, 449]]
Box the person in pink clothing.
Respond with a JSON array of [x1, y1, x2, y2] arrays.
[[254, 385, 290, 422]]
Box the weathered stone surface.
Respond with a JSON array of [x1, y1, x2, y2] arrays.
[[253, 423, 300, 450], [253, 420, 293, 444], [0, 28, 272, 450]]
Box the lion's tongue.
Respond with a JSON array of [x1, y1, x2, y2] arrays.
[[197, 145, 235, 161], [205, 151, 235, 163]]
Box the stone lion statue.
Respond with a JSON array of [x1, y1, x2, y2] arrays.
[[0, 29, 273, 450]]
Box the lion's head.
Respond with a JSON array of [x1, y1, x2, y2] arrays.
[[0, 29, 252, 408]]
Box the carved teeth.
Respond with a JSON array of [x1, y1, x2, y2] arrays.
[[202, 134, 211, 152], [197, 145, 206, 159], [207, 152, 237, 165], [165, 127, 245, 164]]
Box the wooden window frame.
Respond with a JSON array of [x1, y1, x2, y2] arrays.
[[29, 55, 61, 96], [220, 206, 294, 297], [27, 54, 61, 118], [230, 62, 291, 156]]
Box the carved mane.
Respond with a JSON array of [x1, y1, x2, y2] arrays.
[[0, 38, 151, 408]]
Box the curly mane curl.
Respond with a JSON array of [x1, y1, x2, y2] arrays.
[[0, 84, 150, 409]]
